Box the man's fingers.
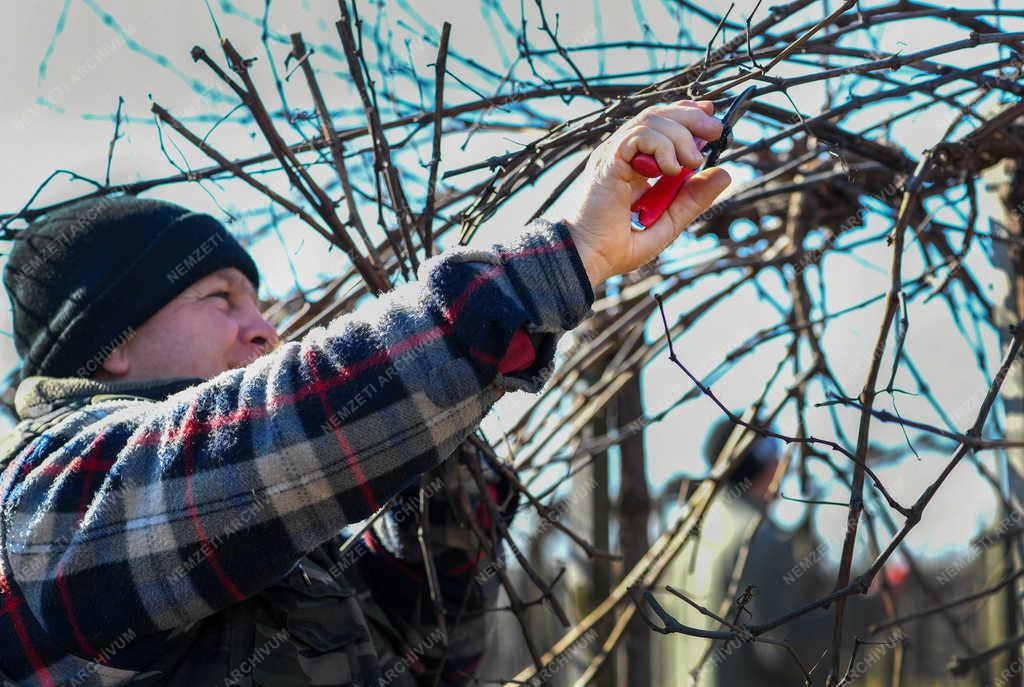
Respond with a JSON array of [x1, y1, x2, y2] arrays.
[[667, 99, 715, 116], [617, 110, 711, 174], [642, 115, 702, 168], [604, 101, 720, 177], [694, 100, 715, 115], [649, 105, 724, 143], [618, 128, 683, 177]]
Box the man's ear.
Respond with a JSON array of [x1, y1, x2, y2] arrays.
[[98, 343, 131, 377]]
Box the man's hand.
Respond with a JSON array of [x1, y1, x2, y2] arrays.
[[565, 100, 731, 289]]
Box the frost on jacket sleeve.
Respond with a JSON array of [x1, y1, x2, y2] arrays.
[[0, 218, 594, 656]]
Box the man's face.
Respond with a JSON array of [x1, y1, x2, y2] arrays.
[[96, 267, 280, 382]]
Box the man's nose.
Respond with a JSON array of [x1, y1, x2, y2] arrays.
[[239, 305, 280, 356]]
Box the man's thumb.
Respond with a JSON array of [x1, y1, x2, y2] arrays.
[[668, 167, 731, 228]]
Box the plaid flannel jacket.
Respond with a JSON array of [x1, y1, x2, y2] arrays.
[[0, 219, 594, 686]]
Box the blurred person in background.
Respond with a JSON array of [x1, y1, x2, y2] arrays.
[[654, 418, 880, 686]]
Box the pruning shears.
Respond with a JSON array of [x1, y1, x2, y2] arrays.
[[628, 86, 756, 231]]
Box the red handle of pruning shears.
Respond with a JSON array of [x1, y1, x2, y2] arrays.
[[628, 148, 700, 231]]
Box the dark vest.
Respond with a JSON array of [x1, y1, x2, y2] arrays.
[[148, 541, 416, 687]]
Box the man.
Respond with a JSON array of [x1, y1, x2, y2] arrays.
[[0, 101, 728, 686]]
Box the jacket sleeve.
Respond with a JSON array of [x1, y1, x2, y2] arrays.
[[0, 218, 594, 655]]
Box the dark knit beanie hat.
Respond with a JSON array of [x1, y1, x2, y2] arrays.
[[3, 196, 261, 382]]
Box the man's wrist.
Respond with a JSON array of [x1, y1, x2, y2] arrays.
[[560, 219, 609, 290]]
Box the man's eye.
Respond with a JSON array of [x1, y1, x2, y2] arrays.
[[207, 291, 231, 303]]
